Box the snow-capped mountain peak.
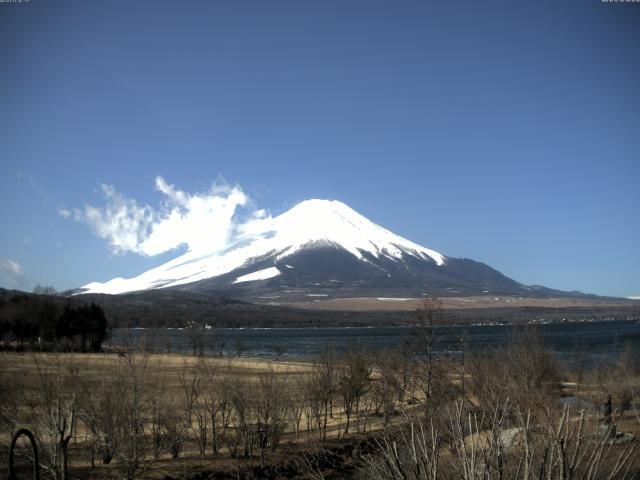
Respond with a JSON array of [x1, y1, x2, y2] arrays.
[[80, 199, 445, 295], [242, 199, 444, 264]]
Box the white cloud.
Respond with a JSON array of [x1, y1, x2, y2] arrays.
[[58, 208, 72, 219], [0, 259, 25, 289], [69, 177, 260, 256], [0, 259, 23, 276], [72, 184, 155, 255]]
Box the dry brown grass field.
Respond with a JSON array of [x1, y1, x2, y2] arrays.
[[0, 350, 430, 480], [1, 329, 639, 480], [285, 295, 638, 311]]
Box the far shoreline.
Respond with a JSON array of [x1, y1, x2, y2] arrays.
[[109, 316, 640, 331]]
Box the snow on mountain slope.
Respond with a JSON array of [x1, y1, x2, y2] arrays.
[[80, 199, 445, 295], [233, 267, 281, 284]]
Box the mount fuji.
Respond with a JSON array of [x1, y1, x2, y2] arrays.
[[78, 199, 569, 301]]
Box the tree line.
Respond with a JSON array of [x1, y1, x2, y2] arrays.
[[0, 291, 108, 352]]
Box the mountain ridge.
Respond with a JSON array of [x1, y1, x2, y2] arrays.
[[79, 199, 447, 295], [78, 199, 599, 302]]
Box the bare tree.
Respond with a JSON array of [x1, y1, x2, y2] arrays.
[[184, 320, 205, 356], [305, 349, 337, 443], [372, 350, 402, 427], [32, 285, 57, 296], [412, 298, 450, 417], [178, 360, 203, 457], [77, 365, 119, 466], [337, 346, 371, 434], [254, 366, 288, 467], [290, 374, 308, 438], [468, 327, 560, 416], [108, 348, 154, 480], [229, 377, 255, 460], [148, 367, 183, 461], [396, 340, 418, 403], [364, 400, 639, 480], [32, 356, 78, 480], [199, 359, 231, 454]]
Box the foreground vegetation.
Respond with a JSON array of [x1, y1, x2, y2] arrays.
[[1, 300, 639, 480]]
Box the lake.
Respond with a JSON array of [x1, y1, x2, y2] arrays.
[[106, 319, 640, 361]]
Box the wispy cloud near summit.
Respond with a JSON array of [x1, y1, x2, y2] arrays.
[[66, 177, 262, 257]]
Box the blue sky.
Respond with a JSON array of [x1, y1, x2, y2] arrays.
[[0, 0, 638, 297]]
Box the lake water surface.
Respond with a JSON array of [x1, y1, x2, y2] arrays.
[[107, 319, 640, 361]]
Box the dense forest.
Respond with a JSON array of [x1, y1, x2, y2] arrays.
[[0, 291, 108, 352]]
